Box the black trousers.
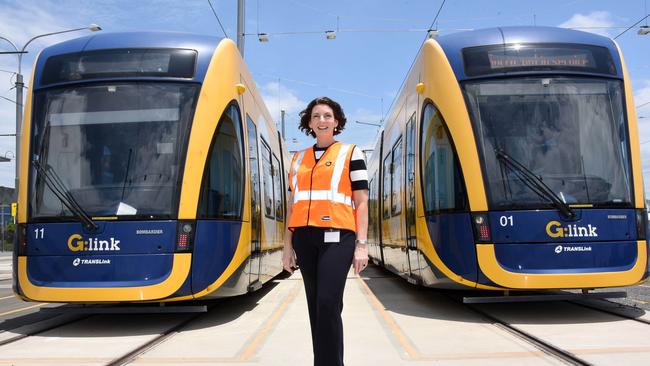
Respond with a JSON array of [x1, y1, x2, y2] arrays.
[[292, 226, 356, 366]]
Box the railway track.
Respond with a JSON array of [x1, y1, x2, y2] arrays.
[[105, 307, 211, 366], [569, 298, 650, 326], [0, 281, 291, 365], [431, 286, 650, 366], [0, 303, 91, 347], [465, 303, 595, 366], [0, 271, 648, 365]]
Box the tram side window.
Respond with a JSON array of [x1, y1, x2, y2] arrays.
[[273, 154, 284, 221], [261, 140, 275, 219], [199, 104, 244, 219], [382, 155, 391, 219], [391, 139, 403, 216], [368, 177, 376, 241], [420, 104, 467, 213], [246, 115, 261, 217]]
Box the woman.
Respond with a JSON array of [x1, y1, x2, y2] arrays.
[[282, 96, 369, 366]]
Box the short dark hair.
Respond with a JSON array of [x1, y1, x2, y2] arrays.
[[299, 96, 347, 138]]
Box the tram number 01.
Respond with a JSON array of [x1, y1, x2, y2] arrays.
[[499, 216, 514, 227]]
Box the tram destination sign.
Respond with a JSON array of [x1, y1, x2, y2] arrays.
[[463, 43, 616, 76], [487, 50, 592, 69]]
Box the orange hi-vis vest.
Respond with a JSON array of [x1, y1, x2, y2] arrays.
[[288, 142, 357, 232]]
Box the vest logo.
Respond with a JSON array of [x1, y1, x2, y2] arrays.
[[67, 234, 121, 252], [545, 221, 598, 238]]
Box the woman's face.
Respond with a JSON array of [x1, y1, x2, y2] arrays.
[[308, 104, 338, 139]]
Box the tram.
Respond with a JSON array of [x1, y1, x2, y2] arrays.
[[367, 26, 650, 290], [13, 32, 288, 302]]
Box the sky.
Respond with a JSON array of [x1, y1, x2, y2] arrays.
[[0, 0, 649, 195]]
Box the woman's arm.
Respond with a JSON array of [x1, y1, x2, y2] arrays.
[[352, 189, 369, 274], [353, 190, 368, 240], [282, 197, 296, 273]]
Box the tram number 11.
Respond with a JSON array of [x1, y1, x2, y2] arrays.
[[499, 216, 514, 227], [34, 228, 45, 239]]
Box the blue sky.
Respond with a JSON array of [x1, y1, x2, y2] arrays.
[[1, 0, 650, 193]]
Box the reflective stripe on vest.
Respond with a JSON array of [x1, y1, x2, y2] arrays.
[[288, 142, 356, 232], [293, 190, 352, 206], [291, 150, 306, 202]]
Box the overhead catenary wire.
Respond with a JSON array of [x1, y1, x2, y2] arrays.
[[254, 72, 384, 100], [207, 0, 229, 39], [244, 27, 471, 38], [428, 0, 447, 31], [0, 95, 16, 104], [380, 1, 448, 125], [613, 13, 650, 39], [637, 100, 650, 109]]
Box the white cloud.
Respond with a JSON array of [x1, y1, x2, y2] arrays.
[[0, 1, 96, 190], [259, 81, 312, 150], [0, 2, 89, 50], [343, 108, 383, 151], [260, 81, 308, 123], [558, 11, 614, 37]]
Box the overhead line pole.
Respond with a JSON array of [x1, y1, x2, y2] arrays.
[[0, 25, 101, 207], [237, 0, 245, 57]]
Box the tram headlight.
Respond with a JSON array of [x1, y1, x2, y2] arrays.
[[471, 213, 492, 243], [175, 221, 195, 252], [636, 208, 647, 240]]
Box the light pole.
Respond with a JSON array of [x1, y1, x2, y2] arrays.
[[0, 24, 101, 203]]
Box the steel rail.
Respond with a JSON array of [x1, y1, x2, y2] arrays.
[[0, 313, 91, 347], [105, 306, 212, 366], [568, 299, 650, 326], [465, 303, 594, 366]]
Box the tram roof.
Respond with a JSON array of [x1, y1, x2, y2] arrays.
[[33, 32, 224, 89], [436, 26, 623, 81]]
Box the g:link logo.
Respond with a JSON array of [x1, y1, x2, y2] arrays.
[[545, 221, 598, 238], [67, 234, 121, 252]]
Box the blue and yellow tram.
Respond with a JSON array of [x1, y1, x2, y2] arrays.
[[367, 26, 649, 290], [13, 32, 287, 302]]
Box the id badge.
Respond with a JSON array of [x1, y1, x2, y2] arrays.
[[324, 230, 340, 243]]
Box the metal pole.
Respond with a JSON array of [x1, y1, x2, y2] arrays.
[[15, 74, 23, 204], [8, 25, 101, 222], [237, 0, 245, 57], [281, 109, 285, 138], [1, 204, 5, 252]]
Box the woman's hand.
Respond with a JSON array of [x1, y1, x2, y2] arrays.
[[353, 244, 369, 275], [282, 245, 297, 274]]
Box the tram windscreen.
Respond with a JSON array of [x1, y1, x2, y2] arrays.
[[463, 77, 632, 209], [30, 83, 199, 219]]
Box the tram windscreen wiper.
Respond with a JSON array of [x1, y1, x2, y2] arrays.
[[32, 160, 98, 231], [494, 149, 575, 219]]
